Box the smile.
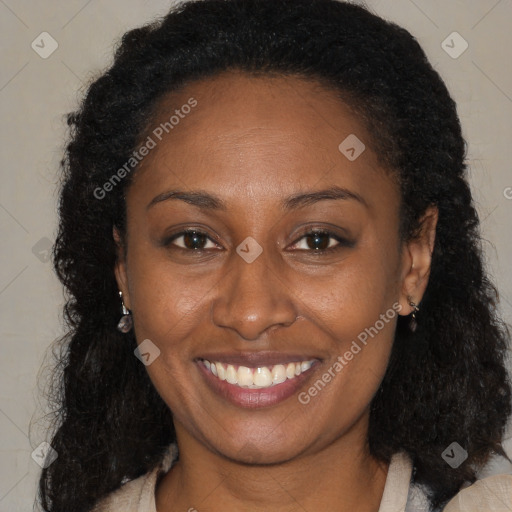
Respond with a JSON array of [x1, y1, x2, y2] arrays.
[[200, 359, 315, 389]]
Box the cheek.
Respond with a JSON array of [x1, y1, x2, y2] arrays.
[[299, 246, 400, 327], [295, 263, 398, 417], [127, 249, 219, 351], [297, 241, 400, 374]]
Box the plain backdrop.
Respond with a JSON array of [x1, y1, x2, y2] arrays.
[[0, 0, 511, 510]]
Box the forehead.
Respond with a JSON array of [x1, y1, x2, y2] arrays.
[[129, 70, 396, 210]]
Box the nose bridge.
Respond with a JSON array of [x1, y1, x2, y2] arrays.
[[211, 243, 298, 340]]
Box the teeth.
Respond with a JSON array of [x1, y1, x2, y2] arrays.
[[254, 367, 272, 387], [226, 364, 238, 384], [237, 366, 253, 387], [272, 364, 287, 384], [301, 361, 312, 372], [216, 362, 226, 381], [201, 359, 315, 389]]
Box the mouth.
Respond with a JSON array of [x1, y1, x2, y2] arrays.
[[200, 358, 316, 388], [195, 352, 321, 408]]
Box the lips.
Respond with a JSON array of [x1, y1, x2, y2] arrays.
[[195, 351, 321, 408]]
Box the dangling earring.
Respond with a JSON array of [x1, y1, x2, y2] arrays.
[[408, 297, 419, 332], [117, 291, 133, 333]]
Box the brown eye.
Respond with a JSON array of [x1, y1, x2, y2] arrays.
[[289, 229, 354, 253], [166, 230, 219, 251], [304, 231, 332, 250]]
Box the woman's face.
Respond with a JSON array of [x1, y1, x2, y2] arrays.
[[115, 71, 426, 464]]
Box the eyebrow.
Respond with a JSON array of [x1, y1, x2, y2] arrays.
[[147, 185, 367, 211]]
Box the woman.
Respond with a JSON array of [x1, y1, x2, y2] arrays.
[[39, 0, 512, 511]]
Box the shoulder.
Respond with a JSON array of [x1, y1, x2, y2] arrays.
[[91, 472, 153, 512], [91, 443, 179, 512], [442, 474, 512, 512]]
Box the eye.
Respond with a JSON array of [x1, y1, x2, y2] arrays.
[[289, 229, 353, 253], [164, 229, 221, 251], [162, 228, 353, 254]]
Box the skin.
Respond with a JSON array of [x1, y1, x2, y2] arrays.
[[114, 70, 438, 512]]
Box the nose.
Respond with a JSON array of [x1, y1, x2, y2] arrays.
[[211, 247, 299, 341]]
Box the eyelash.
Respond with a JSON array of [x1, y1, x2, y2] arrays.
[[163, 228, 353, 254]]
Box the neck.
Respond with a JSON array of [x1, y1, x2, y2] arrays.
[[156, 416, 389, 512]]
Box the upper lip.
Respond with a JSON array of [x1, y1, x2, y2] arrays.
[[196, 351, 321, 367]]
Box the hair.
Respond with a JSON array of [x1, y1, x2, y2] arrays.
[[38, 0, 511, 510]]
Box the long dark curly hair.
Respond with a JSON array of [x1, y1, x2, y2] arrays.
[[38, 0, 511, 510]]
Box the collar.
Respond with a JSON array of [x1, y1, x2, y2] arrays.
[[378, 451, 415, 512]]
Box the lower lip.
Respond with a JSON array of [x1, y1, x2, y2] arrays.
[[196, 361, 319, 409]]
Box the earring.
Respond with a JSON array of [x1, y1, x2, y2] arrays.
[[117, 291, 133, 333], [408, 297, 419, 333]]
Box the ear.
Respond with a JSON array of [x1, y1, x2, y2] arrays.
[[398, 206, 438, 315], [113, 226, 131, 310]]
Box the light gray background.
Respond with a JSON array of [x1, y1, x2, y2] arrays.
[[0, 0, 511, 510]]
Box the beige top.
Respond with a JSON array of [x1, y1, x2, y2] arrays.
[[92, 443, 512, 511]]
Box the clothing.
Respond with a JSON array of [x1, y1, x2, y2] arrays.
[[92, 443, 512, 511]]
